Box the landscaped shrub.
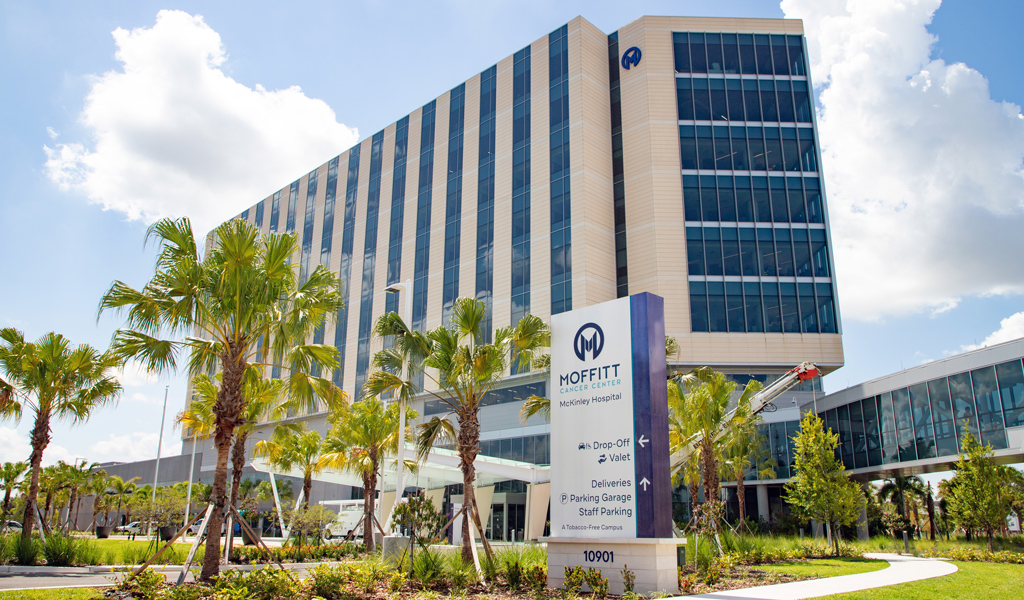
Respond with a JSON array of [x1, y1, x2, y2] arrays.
[[13, 535, 39, 565], [216, 565, 298, 600], [583, 567, 609, 600], [112, 568, 168, 600], [42, 533, 81, 566], [0, 533, 14, 564], [563, 565, 585, 594], [304, 563, 355, 599]]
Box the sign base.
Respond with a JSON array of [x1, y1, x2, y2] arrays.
[[543, 537, 685, 596]]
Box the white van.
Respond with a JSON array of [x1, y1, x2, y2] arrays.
[[324, 500, 365, 540]]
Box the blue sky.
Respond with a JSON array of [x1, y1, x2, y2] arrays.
[[1, 0, 1023, 470]]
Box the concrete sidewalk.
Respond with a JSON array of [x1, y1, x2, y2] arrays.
[[683, 553, 958, 600]]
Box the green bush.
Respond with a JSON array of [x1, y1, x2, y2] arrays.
[[113, 568, 167, 600], [14, 535, 40, 566], [305, 563, 355, 599], [42, 533, 81, 566], [563, 565, 585, 594], [0, 533, 14, 564], [216, 566, 298, 600], [411, 546, 446, 584], [583, 567, 609, 600], [77, 540, 104, 566]]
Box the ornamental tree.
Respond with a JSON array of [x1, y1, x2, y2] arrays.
[[784, 412, 864, 555]]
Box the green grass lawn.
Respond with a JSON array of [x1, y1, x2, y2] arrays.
[[75, 537, 205, 565], [821, 561, 1024, 599], [758, 557, 889, 579], [0, 589, 105, 600]]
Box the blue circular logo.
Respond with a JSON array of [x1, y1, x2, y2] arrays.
[[573, 323, 605, 361], [621, 46, 642, 70]]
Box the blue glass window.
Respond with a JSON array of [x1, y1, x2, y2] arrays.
[[948, 372, 980, 442], [286, 180, 299, 233], [299, 168, 319, 284], [442, 84, 466, 323], [762, 281, 781, 332], [332, 145, 361, 386], [510, 46, 532, 330], [412, 100, 436, 339], [269, 191, 281, 233], [996, 359, 1024, 427], [550, 25, 572, 315], [254, 200, 264, 229], [689, 281, 708, 332], [928, 377, 958, 456], [878, 392, 899, 464], [385, 116, 411, 318], [707, 281, 726, 332], [476, 68, 497, 336], [909, 383, 937, 459], [971, 366, 1007, 449], [354, 131, 386, 396]]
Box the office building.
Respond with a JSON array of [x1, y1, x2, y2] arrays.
[[127, 15, 845, 539]]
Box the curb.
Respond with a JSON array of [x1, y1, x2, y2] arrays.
[[0, 560, 346, 576]]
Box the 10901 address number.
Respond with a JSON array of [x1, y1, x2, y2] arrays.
[[582, 550, 614, 563]]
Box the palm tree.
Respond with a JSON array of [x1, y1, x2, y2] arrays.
[[368, 297, 548, 563], [675, 367, 762, 530], [668, 377, 702, 521], [878, 475, 926, 531], [108, 475, 141, 527], [60, 459, 99, 532], [0, 461, 28, 523], [99, 217, 346, 580], [85, 470, 110, 530], [184, 370, 283, 514], [720, 395, 774, 534], [0, 329, 121, 542], [253, 424, 329, 511], [320, 396, 418, 552]]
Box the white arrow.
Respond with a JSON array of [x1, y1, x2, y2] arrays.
[[637, 434, 649, 448], [638, 477, 651, 491]]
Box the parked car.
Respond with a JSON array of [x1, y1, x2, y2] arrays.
[[1, 520, 22, 533], [116, 521, 150, 535]]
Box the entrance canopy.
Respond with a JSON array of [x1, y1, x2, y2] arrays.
[[249, 444, 551, 492]]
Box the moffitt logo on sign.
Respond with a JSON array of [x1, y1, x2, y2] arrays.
[[621, 46, 642, 70], [574, 323, 604, 361]]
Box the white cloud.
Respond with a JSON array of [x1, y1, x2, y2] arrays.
[[114, 359, 159, 388], [0, 426, 75, 466], [89, 432, 179, 463], [44, 10, 359, 236], [45, 126, 58, 139], [961, 311, 1024, 352], [781, 0, 1024, 321]]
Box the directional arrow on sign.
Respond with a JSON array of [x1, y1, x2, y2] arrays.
[[638, 477, 651, 491], [637, 434, 649, 448]]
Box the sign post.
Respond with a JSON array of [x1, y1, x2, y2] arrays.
[[545, 293, 683, 595]]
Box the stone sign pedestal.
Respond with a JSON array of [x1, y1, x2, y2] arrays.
[[545, 537, 685, 596]]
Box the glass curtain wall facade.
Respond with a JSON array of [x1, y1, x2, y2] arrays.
[[819, 357, 1024, 469], [674, 32, 837, 335]]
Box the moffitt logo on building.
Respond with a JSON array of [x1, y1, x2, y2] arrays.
[[621, 46, 642, 69], [574, 323, 604, 361]]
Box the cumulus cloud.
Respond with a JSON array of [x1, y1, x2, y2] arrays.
[[89, 432, 179, 463], [961, 311, 1024, 352], [781, 0, 1024, 321], [44, 10, 359, 236], [0, 427, 75, 466], [114, 359, 159, 388]]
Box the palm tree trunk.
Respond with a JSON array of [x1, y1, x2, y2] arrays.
[[302, 474, 312, 511], [699, 438, 720, 530], [21, 413, 50, 544], [229, 432, 248, 510], [3, 489, 11, 521], [363, 470, 377, 553], [458, 408, 481, 564], [736, 477, 746, 535], [200, 348, 246, 582]]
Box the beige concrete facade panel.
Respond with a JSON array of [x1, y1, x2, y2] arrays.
[[425, 92, 451, 332], [459, 74, 482, 309], [530, 36, 552, 323]]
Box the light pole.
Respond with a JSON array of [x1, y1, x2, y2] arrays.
[[151, 385, 169, 536], [383, 279, 413, 530]]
